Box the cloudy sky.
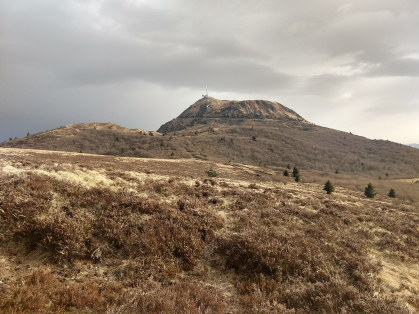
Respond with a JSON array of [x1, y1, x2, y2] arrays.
[[1, 0, 419, 144]]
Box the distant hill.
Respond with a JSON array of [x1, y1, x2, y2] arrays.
[[1, 123, 161, 158], [2, 99, 419, 177], [410, 143, 419, 149]]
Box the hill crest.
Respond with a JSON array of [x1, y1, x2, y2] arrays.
[[179, 98, 304, 120], [158, 98, 306, 133]]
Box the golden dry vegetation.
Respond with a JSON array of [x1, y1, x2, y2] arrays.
[[2, 118, 419, 180], [1, 147, 419, 313], [3, 98, 419, 182]]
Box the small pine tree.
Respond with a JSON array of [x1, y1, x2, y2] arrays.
[[284, 170, 289, 177], [149, 131, 154, 136], [115, 137, 119, 142], [323, 180, 334, 194], [171, 152, 174, 156], [27, 132, 30, 137], [9, 137, 12, 141], [364, 183, 377, 198], [292, 166, 299, 177], [335, 170, 339, 174], [287, 164, 291, 169], [252, 136, 257, 141], [206, 168, 218, 177], [388, 188, 396, 198], [295, 174, 301, 182]]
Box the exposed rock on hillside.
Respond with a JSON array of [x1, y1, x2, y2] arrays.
[[158, 98, 306, 133]]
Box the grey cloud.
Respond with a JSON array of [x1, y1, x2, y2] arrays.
[[1, 0, 419, 143], [367, 58, 419, 77], [299, 74, 353, 97]]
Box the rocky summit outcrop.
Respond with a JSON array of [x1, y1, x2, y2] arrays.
[[157, 98, 306, 133]]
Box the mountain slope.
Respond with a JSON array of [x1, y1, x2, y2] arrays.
[[1, 122, 161, 157], [158, 98, 306, 133], [2, 99, 419, 178]]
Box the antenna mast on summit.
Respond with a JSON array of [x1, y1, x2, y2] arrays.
[[202, 86, 213, 99]]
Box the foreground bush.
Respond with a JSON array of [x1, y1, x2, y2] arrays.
[[0, 270, 227, 314], [1, 167, 418, 313]]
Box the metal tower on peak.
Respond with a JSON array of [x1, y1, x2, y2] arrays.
[[202, 86, 213, 99]]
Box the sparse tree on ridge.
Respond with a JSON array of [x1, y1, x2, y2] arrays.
[[284, 169, 289, 177], [293, 166, 299, 177], [388, 188, 396, 198], [364, 183, 377, 198], [295, 174, 301, 182], [324, 180, 335, 194]]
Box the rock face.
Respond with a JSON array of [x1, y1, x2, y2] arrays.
[[158, 98, 305, 132]]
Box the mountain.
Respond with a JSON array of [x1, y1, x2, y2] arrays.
[[2, 98, 419, 177], [158, 98, 306, 133], [410, 143, 419, 149]]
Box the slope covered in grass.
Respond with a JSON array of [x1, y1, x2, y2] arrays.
[[2, 99, 419, 179]]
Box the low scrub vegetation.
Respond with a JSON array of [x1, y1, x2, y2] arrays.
[[1, 149, 419, 313]]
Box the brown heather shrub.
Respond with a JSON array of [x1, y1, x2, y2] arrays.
[[0, 269, 114, 313], [106, 280, 227, 314], [2, 151, 419, 312], [113, 256, 179, 284], [140, 208, 224, 271], [216, 228, 327, 282], [0, 271, 227, 314], [0, 173, 224, 266]]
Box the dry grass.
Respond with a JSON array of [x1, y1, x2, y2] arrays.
[[2, 117, 419, 180], [1, 148, 419, 313]]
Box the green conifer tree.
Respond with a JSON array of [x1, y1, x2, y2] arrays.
[[323, 180, 335, 194], [364, 183, 377, 198], [388, 188, 396, 198], [284, 170, 289, 177], [292, 166, 299, 177]]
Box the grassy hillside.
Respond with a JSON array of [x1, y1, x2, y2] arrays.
[[2, 118, 419, 181], [1, 148, 419, 313]]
